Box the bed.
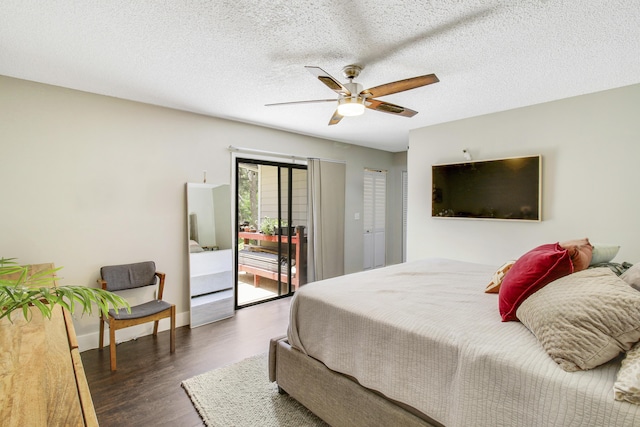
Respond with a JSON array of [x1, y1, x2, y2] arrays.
[[269, 257, 640, 427]]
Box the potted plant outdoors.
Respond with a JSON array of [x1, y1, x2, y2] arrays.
[[0, 257, 129, 322], [259, 217, 290, 236], [259, 217, 279, 236]]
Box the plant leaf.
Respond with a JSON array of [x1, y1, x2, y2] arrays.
[[1, 260, 130, 322]]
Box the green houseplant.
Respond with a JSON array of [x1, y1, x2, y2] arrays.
[[259, 217, 278, 235], [0, 257, 129, 322], [259, 217, 288, 236]]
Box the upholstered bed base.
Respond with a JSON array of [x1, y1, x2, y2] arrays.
[[268, 336, 441, 427]]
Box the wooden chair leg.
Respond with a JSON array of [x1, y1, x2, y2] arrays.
[[153, 320, 159, 336], [99, 316, 105, 350], [170, 306, 176, 353], [109, 322, 117, 371]]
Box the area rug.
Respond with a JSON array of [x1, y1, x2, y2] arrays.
[[181, 353, 328, 426]]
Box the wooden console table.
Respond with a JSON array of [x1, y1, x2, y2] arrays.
[[238, 226, 306, 290], [0, 266, 98, 426]]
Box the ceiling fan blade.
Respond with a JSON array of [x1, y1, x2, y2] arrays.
[[362, 74, 439, 98], [305, 66, 351, 96], [328, 110, 343, 126], [366, 99, 418, 117], [265, 99, 336, 107]]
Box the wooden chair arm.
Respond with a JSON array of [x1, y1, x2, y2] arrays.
[[155, 272, 166, 300], [97, 278, 107, 290]]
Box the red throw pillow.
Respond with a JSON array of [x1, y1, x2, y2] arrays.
[[499, 243, 573, 321]]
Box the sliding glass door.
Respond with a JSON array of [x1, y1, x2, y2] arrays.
[[235, 158, 307, 308]]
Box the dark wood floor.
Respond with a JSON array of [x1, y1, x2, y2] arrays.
[[81, 296, 292, 427]]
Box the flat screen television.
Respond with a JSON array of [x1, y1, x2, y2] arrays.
[[432, 155, 541, 221]]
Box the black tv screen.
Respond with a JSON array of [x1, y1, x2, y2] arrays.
[[432, 155, 541, 221]]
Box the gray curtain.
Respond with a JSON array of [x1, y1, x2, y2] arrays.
[[307, 158, 346, 283]]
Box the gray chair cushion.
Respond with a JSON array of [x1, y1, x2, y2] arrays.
[[109, 300, 172, 320], [101, 261, 157, 291]]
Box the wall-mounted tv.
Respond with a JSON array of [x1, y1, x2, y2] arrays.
[[432, 155, 541, 221]]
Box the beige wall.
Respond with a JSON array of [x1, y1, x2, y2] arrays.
[[408, 83, 640, 265], [0, 75, 405, 350]]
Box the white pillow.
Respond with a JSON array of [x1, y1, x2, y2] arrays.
[[621, 263, 640, 291], [614, 341, 640, 404], [589, 244, 620, 265]]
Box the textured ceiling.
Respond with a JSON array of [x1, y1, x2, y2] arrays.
[[2, 1, 639, 152]]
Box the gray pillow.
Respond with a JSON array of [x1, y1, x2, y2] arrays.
[[589, 244, 620, 265], [621, 263, 640, 291], [589, 261, 633, 276], [516, 268, 640, 372]]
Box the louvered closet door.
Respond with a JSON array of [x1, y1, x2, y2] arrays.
[[363, 169, 386, 270]]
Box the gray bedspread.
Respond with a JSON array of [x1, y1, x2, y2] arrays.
[[287, 258, 640, 427]]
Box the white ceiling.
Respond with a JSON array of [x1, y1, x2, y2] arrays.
[[2, 1, 639, 152]]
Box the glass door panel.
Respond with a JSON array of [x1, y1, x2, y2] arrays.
[[236, 159, 307, 308]]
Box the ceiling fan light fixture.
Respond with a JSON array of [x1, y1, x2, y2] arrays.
[[337, 96, 365, 116]]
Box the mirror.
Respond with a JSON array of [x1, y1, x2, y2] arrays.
[[186, 183, 233, 328]]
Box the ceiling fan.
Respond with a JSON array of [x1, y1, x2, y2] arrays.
[[266, 65, 439, 125]]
